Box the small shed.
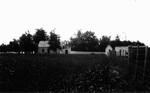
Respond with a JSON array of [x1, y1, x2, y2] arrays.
[[105, 44, 113, 56], [38, 41, 50, 54], [61, 46, 71, 54], [38, 41, 61, 54]]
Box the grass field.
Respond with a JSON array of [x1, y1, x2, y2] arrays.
[[1, 54, 129, 92]]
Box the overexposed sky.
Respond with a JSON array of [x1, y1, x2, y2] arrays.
[[0, 0, 150, 46]]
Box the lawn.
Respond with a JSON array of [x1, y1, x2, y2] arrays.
[[1, 54, 128, 92]]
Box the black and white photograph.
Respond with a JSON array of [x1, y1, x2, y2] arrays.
[[0, 0, 150, 92]]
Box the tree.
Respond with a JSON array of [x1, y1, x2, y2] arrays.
[[33, 28, 48, 45], [33, 28, 48, 52], [115, 35, 120, 41], [70, 30, 82, 51], [114, 35, 123, 46], [70, 30, 99, 51], [110, 35, 145, 47], [0, 43, 8, 53], [134, 40, 145, 46], [48, 29, 61, 52], [61, 40, 70, 49], [99, 35, 111, 52], [9, 39, 20, 53], [82, 31, 99, 51], [19, 31, 35, 53]]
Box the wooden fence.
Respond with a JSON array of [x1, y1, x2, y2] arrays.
[[128, 46, 150, 91], [108, 46, 150, 91]]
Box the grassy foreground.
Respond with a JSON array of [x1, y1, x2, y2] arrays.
[[1, 54, 128, 92]]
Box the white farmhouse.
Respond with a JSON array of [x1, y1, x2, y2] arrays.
[[115, 46, 129, 56], [105, 44, 129, 56], [105, 45, 113, 56]]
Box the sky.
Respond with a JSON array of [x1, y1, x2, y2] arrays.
[[0, 0, 150, 46]]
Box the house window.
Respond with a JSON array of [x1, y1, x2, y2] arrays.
[[42, 49, 44, 53]]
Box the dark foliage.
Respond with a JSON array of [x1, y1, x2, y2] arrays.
[[19, 31, 35, 53], [99, 35, 145, 52], [49, 30, 61, 51], [0, 44, 8, 53], [0, 29, 146, 53], [70, 30, 99, 51], [98, 35, 111, 52], [8, 39, 20, 53], [33, 28, 49, 52], [1, 54, 135, 92]]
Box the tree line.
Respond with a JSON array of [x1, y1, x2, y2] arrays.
[[0, 28, 61, 54], [0, 28, 145, 54], [70, 30, 145, 52]]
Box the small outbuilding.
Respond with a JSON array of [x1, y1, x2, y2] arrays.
[[38, 41, 61, 54], [38, 41, 50, 54], [105, 44, 113, 56], [61, 46, 71, 54]]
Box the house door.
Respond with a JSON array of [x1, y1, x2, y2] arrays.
[[65, 50, 68, 54]]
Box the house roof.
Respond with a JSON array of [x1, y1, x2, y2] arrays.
[[106, 44, 114, 49], [105, 45, 112, 49], [106, 44, 129, 50], [38, 41, 50, 48]]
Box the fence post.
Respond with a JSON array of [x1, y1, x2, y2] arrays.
[[143, 46, 148, 87], [128, 46, 136, 87], [135, 45, 139, 79], [128, 46, 131, 65]]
